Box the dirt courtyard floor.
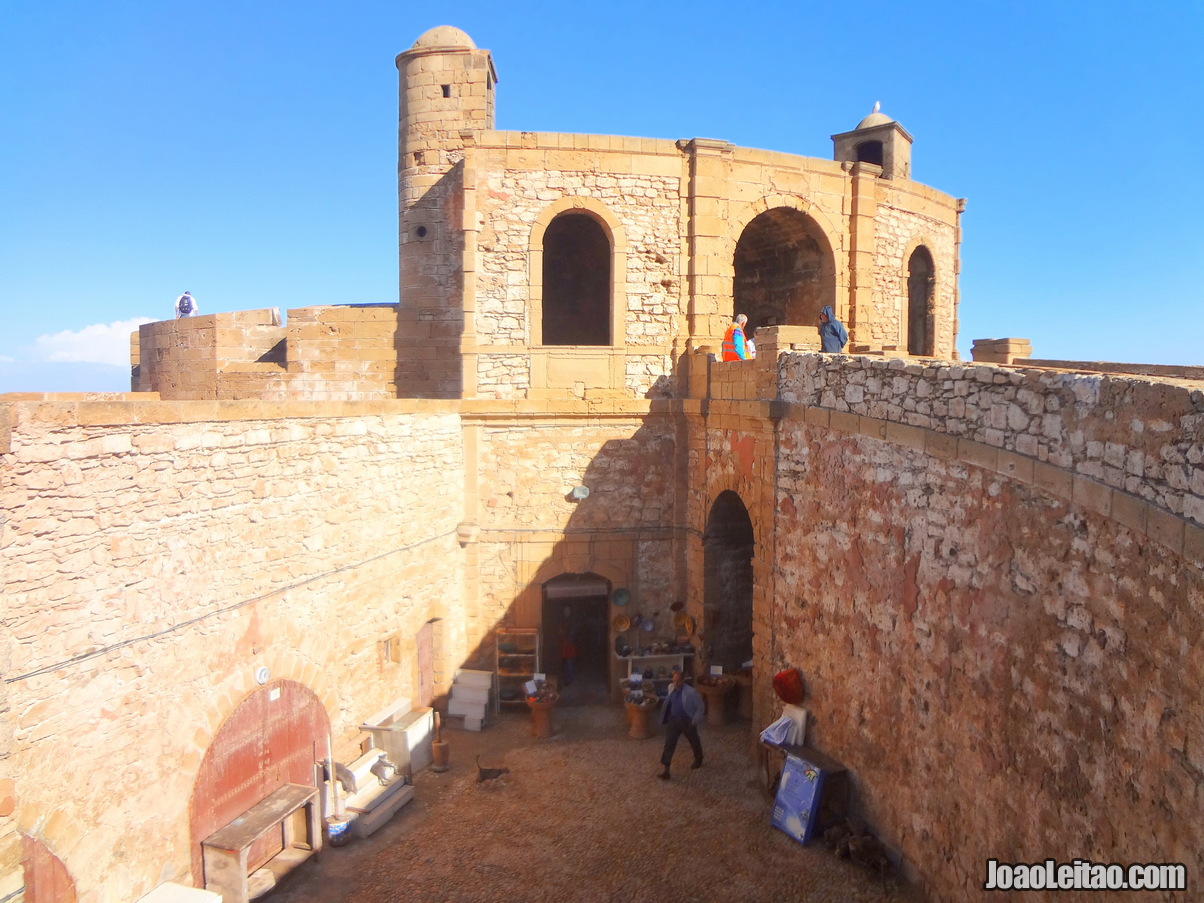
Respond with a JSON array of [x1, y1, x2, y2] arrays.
[[268, 704, 924, 903]]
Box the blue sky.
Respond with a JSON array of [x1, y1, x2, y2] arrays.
[[2, 0, 1201, 392]]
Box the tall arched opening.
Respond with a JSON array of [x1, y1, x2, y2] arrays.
[[733, 208, 835, 330], [541, 572, 611, 704], [907, 245, 935, 356], [703, 491, 754, 674], [188, 680, 330, 884], [542, 212, 611, 345]]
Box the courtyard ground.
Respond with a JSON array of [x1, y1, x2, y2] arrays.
[[267, 703, 923, 903]]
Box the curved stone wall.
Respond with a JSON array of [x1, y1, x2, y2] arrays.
[[767, 353, 1202, 899]]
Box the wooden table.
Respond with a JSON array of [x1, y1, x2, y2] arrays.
[[201, 783, 321, 903]]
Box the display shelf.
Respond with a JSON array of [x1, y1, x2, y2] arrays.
[[495, 627, 541, 712], [617, 651, 693, 698]]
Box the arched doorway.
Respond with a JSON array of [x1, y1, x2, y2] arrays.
[[703, 491, 754, 673], [541, 573, 610, 704], [20, 835, 76, 903], [733, 208, 835, 330], [188, 680, 330, 884], [907, 245, 935, 356]]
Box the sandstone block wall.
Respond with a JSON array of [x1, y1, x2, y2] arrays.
[[462, 410, 679, 679], [1, 399, 466, 901], [136, 305, 468, 402]]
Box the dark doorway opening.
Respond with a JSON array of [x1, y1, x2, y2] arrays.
[[907, 245, 935, 357], [541, 573, 611, 705], [542, 212, 611, 345], [733, 208, 834, 331], [703, 491, 754, 673]]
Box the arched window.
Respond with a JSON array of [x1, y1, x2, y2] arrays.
[[855, 140, 884, 166], [907, 245, 935, 357], [542, 212, 611, 345], [734, 207, 835, 330]]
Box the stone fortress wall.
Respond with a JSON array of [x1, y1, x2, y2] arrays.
[[3, 22, 1201, 903], [8, 351, 1199, 900], [698, 351, 1203, 895], [0, 400, 468, 899]]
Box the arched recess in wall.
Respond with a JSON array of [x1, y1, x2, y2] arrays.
[[188, 679, 330, 885], [540, 572, 611, 701], [20, 835, 76, 903], [733, 206, 836, 331], [528, 197, 627, 349], [906, 244, 936, 357], [703, 491, 754, 673]]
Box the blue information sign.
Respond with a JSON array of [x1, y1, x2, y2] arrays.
[[770, 752, 826, 845]]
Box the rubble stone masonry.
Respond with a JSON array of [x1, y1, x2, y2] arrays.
[[759, 353, 1203, 899], [1, 399, 465, 900]]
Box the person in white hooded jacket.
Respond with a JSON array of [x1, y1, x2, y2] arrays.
[[175, 291, 198, 318]]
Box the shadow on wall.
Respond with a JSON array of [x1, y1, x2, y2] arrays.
[[449, 413, 699, 707]]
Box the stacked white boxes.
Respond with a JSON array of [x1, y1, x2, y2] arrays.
[[448, 669, 492, 731]]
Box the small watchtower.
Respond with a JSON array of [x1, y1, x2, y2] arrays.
[[832, 105, 913, 180], [395, 27, 497, 310]]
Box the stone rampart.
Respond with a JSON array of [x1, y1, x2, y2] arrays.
[[1, 399, 466, 900], [135, 305, 465, 401], [754, 353, 1202, 899], [777, 354, 1204, 548]]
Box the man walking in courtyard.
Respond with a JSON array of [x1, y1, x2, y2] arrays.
[[658, 666, 704, 779], [721, 313, 750, 361]]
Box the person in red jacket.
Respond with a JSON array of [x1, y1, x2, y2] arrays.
[[560, 629, 579, 687], [721, 314, 750, 361]]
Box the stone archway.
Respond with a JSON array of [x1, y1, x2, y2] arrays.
[[733, 208, 835, 331], [703, 491, 754, 673], [188, 679, 330, 885]]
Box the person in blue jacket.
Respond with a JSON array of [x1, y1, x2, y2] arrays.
[[818, 305, 848, 352], [658, 666, 704, 779]]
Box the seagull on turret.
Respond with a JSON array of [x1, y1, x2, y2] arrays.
[[872, 101, 881, 114]]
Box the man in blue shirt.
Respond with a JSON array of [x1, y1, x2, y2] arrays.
[[658, 666, 704, 780]]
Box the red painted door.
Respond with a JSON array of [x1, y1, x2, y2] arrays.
[[21, 835, 76, 903], [189, 680, 329, 884]]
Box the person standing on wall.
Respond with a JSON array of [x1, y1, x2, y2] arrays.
[[658, 666, 704, 780], [175, 291, 198, 319], [721, 313, 750, 361], [818, 305, 847, 352]]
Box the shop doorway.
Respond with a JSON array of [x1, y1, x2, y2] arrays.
[[703, 491, 755, 672], [541, 573, 611, 705]]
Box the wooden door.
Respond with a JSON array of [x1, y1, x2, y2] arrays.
[[21, 835, 76, 903], [189, 680, 329, 884], [416, 621, 434, 708]]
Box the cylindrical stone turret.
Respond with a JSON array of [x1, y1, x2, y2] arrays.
[[395, 26, 496, 308]]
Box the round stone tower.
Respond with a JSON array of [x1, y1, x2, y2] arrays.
[[395, 26, 497, 307]]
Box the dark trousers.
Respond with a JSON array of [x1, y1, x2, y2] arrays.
[[660, 717, 703, 768]]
